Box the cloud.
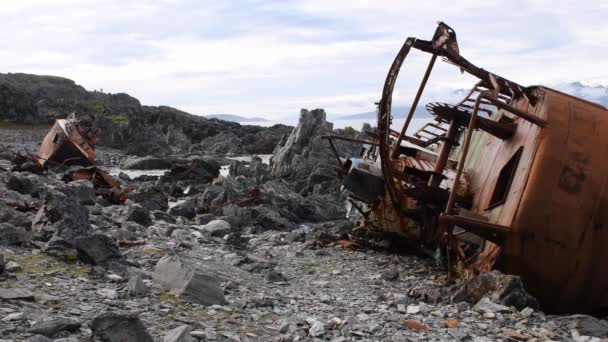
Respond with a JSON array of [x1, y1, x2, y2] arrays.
[[0, 0, 606, 119]]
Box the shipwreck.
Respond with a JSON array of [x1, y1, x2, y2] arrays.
[[31, 113, 127, 204], [325, 22, 608, 314]]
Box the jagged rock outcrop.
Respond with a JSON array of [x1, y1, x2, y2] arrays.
[[270, 108, 362, 195]]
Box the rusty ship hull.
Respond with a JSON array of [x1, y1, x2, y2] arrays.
[[327, 22, 608, 314]]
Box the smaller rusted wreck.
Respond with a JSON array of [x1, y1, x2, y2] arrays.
[[23, 113, 127, 204], [326, 22, 608, 314]]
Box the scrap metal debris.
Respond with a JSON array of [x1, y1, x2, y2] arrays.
[[327, 22, 608, 314], [22, 113, 127, 204]]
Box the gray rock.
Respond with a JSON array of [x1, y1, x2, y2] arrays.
[[198, 219, 231, 237], [43, 189, 91, 245], [5, 261, 21, 272], [270, 109, 351, 194], [91, 311, 154, 342], [473, 297, 512, 313], [63, 180, 96, 205], [118, 171, 132, 181], [164, 324, 193, 342], [168, 199, 196, 219], [381, 269, 399, 281], [129, 183, 169, 211], [309, 320, 325, 337], [0, 287, 35, 301], [0, 254, 4, 274], [0, 222, 30, 245], [28, 316, 81, 337], [126, 204, 152, 227], [152, 254, 226, 306], [153, 210, 177, 223], [195, 213, 215, 225], [7, 172, 34, 195], [451, 270, 539, 310], [74, 233, 125, 265], [42, 236, 78, 262], [27, 335, 53, 342], [553, 315, 608, 337], [127, 275, 149, 297]]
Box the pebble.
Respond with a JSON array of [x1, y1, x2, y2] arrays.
[[5, 261, 22, 272]]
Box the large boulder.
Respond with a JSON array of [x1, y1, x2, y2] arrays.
[[126, 204, 152, 227], [197, 219, 231, 237], [42, 188, 91, 245], [28, 316, 81, 337], [168, 199, 196, 219], [91, 311, 154, 342], [152, 254, 226, 306], [0, 223, 30, 246], [129, 182, 169, 211], [74, 233, 125, 265], [553, 315, 608, 338], [451, 270, 539, 310]]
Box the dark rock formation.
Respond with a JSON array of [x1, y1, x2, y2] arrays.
[[91, 311, 154, 342], [0, 73, 292, 156], [28, 316, 81, 337], [74, 233, 125, 265], [451, 270, 539, 310]]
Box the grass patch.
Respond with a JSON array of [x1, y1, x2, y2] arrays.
[[108, 114, 129, 126], [0, 121, 50, 130], [86, 100, 105, 115], [303, 262, 321, 273], [12, 254, 90, 278], [160, 292, 181, 303]]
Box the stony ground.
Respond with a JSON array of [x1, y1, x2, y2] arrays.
[[2, 226, 597, 342], [1, 127, 608, 342]]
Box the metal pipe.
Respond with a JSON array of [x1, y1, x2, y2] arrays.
[[428, 119, 458, 188], [484, 96, 547, 127], [438, 214, 509, 245], [391, 54, 438, 158], [444, 92, 484, 214]]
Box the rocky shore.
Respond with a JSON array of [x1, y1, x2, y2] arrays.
[[1, 105, 608, 342]]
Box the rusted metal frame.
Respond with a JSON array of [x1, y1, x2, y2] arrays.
[[421, 128, 441, 136], [409, 135, 449, 148], [411, 39, 535, 103], [390, 53, 438, 159], [377, 37, 416, 216], [321, 134, 379, 146], [427, 123, 448, 132], [428, 119, 458, 188], [438, 214, 509, 245], [483, 95, 547, 127], [459, 103, 493, 115], [444, 92, 487, 214]]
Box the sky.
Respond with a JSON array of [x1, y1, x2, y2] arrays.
[[1, 0, 607, 120]]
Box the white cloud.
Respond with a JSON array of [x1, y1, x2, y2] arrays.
[[0, 1, 606, 119]]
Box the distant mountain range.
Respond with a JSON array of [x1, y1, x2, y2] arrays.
[[331, 105, 430, 121], [204, 82, 608, 125], [552, 82, 608, 107], [206, 114, 270, 123]]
